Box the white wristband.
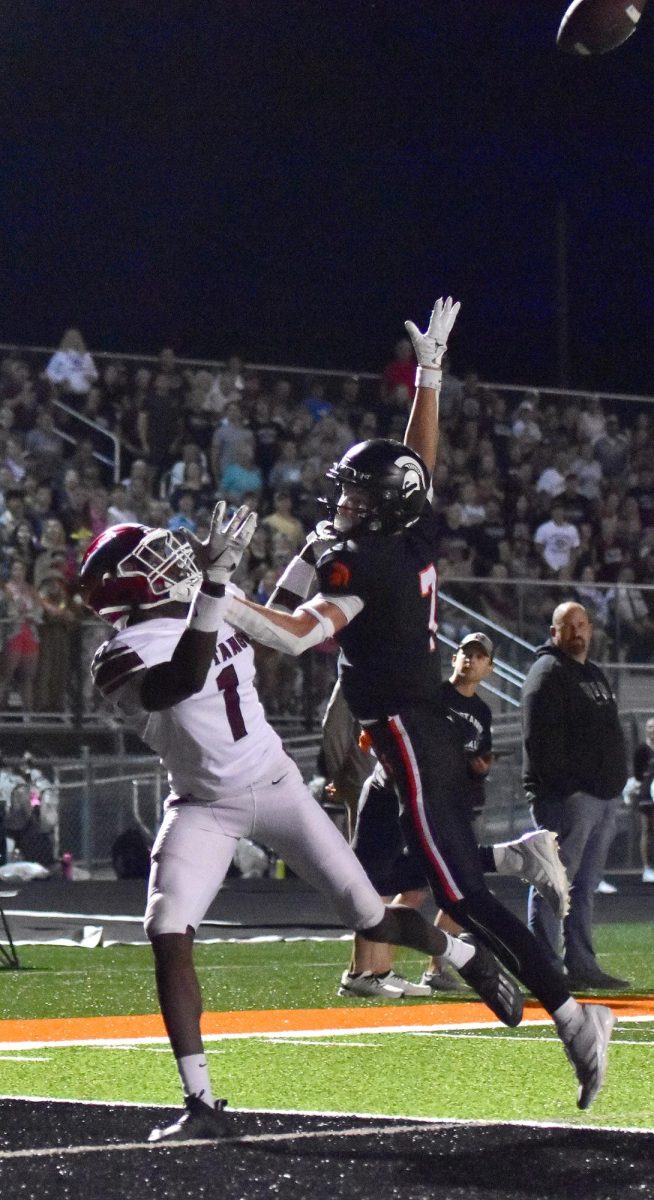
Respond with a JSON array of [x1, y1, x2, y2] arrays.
[[415, 365, 443, 390], [186, 588, 229, 633]]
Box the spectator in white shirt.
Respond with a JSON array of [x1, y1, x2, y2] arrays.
[[534, 502, 580, 578], [45, 329, 98, 401]]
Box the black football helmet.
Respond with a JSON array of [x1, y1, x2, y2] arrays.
[[79, 524, 201, 627], [323, 439, 430, 535]]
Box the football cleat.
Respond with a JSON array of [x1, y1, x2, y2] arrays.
[[420, 967, 468, 994], [337, 970, 404, 998], [148, 1095, 229, 1143], [456, 934, 524, 1027], [562, 1003, 616, 1110], [495, 830, 570, 919], [382, 971, 433, 997]]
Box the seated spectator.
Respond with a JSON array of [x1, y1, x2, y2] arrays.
[[168, 491, 198, 534], [267, 438, 303, 495], [481, 562, 519, 631], [596, 523, 629, 583], [107, 483, 139, 525], [33, 518, 76, 590], [261, 489, 306, 554], [301, 377, 332, 422], [167, 441, 211, 496], [511, 395, 542, 448], [219, 442, 264, 506], [44, 328, 98, 403], [458, 480, 486, 529], [571, 439, 603, 501], [533, 500, 580, 578], [558, 472, 591, 528], [1, 434, 28, 484], [0, 488, 29, 543], [535, 451, 570, 499], [7, 521, 39, 581], [87, 486, 112, 537], [169, 461, 215, 512], [357, 410, 380, 441]]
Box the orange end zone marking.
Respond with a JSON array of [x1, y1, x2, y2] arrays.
[[1, 995, 653, 1045]]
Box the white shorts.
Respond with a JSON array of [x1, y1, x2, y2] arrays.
[[144, 755, 385, 937]]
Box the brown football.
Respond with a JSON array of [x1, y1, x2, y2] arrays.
[[556, 0, 648, 55]]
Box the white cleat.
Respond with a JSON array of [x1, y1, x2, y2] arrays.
[[497, 830, 570, 918], [382, 971, 433, 997], [562, 1003, 616, 1110]]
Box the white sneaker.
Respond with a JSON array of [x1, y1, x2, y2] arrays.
[[496, 830, 570, 918], [562, 1003, 616, 1110], [382, 971, 433, 997], [642, 866, 654, 884], [595, 879, 618, 895], [337, 970, 404, 998]]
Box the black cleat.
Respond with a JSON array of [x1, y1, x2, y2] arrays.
[[148, 1095, 229, 1143], [456, 934, 524, 1027]]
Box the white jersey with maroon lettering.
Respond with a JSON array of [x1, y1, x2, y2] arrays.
[[91, 616, 289, 802]]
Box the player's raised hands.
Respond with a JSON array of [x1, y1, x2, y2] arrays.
[[404, 295, 461, 389], [189, 500, 258, 584]]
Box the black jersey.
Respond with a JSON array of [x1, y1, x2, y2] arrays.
[[315, 503, 442, 719]]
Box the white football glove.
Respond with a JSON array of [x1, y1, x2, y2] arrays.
[[404, 295, 461, 389], [203, 501, 258, 585]]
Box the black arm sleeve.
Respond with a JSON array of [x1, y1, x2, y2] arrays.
[[140, 628, 217, 711]]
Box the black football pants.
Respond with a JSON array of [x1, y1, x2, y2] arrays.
[[366, 703, 570, 1014]]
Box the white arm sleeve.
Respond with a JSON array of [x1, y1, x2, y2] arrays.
[[225, 592, 364, 656]]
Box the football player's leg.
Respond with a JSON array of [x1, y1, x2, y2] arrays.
[[144, 803, 240, 1127]]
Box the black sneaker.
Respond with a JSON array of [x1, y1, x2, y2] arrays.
[[148, 1095, 229, 1143], [456, 934, 524, 1027], [565, 969, 631, 992]]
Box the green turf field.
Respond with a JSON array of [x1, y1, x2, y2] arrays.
[[1, 924, 652, 1128]]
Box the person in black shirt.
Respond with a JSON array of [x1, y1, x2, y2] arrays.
[[523, 601, 630, 989], [226, 296, 616, 1110], [630, 716, 654, 884]]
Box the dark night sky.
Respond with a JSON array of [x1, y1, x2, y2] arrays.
[[1, 1, 654, 391]]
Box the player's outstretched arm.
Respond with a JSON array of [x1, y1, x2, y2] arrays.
[[403, 295, 460, 474], [140, 503, 257, 710]]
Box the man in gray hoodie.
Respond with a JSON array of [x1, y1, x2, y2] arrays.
[[523, 600, 630, 990]]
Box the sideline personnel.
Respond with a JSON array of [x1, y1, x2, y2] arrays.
[[523, 601, 630, 991]]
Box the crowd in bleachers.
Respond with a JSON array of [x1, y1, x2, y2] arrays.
[[0, 326, 653, 719]]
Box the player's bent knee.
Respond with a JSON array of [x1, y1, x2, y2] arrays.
[[144, 892, 196, 939]]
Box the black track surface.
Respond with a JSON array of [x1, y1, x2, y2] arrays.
[[4, 871, 654, 945], [1, 1098, 653, 1200]]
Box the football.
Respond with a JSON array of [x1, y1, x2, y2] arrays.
[[556, 0, 648, 55]]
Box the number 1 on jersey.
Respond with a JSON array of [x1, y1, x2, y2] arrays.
[[419, 563, 439, 652], [216, 664, 247, 740]]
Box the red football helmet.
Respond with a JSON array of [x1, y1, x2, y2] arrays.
[[79, 524, 202, 627]]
